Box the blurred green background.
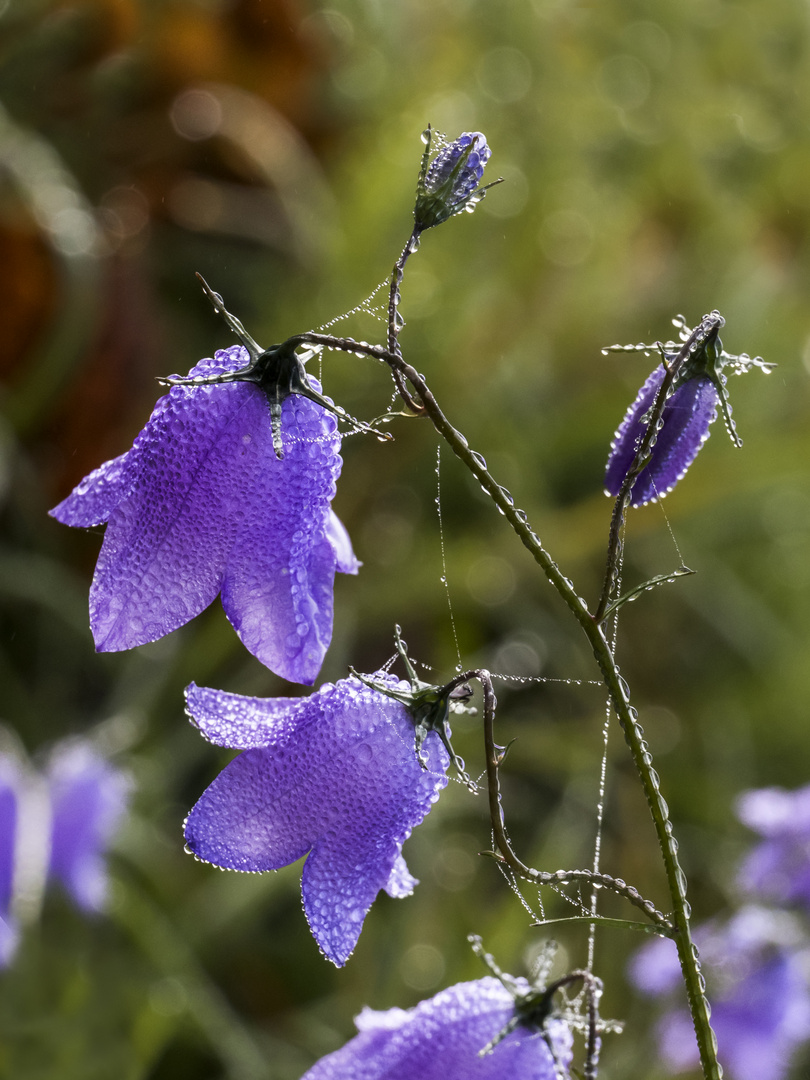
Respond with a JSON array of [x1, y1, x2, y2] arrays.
[[1, 0, 809, 1076]]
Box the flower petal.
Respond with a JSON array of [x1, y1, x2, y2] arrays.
[[88, 352, 268, 651], [629, 376, 718, 505], [185, 682, 309, 750], [605, 368, 719, 506], [384, 853, 418, 898], [604, 364, 666, 499], [219, 390, 343, 683], [326, 511, 361, 575], [184, 747, 314, 872], [49, 452, 134, 529]]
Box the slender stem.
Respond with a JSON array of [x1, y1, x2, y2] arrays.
[[386, 233, 425, 414], [296, 329, 721, 1080], [403, 362, 720, 1079], [546, 971, 602, 1080]]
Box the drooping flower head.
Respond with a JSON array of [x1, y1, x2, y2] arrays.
[[0, 737, 129, 967], [604, 312, 774, 506], [299, 975, 574, 1080], [413, 127, 500, 233], [736, 784, 810, 911], [50, 278, 369, 685], [0, 755, 23, 966], [46, 740, 131, 912], [183, 643, 475, 966], [629, 906, 810, 1080]]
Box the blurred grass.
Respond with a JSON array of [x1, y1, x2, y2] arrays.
[[2, 0, 810, 1076]]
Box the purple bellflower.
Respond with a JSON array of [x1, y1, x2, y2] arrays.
[[183, 652, 475, 966], [0, 738, 129, 967], [630, 906, 810, 1080], [736, 784, 810, 911], [47, 740, 130, 912], [0, 755, 22, 966], [299, 975, 574, 1080], [604, 312, 773, 506], [413, 127, 500, 234], [50, 279, 368, 685]]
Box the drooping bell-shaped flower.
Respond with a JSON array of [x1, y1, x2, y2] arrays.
[[736, 784, 810, 911], [50, 279, 364, 685], [630, 906, 810, 1080], [0, 755, 22, 966], [46, 740, 131, 912], [413, 128, 500, 233], [0, 738, 129, 967], [183, 650, 475, 966], [604, 312, 773, 506], [299, 976, 574, 1080]]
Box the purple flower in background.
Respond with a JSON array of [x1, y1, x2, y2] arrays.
[[630, 907, 810, 1080], [413, 128, 499, 233], [736, 784, 810, 911], [300, 976, 573, 1079], [183, 672, 452, 966], [604, 313, 772, 506], [47, 740, 130, 912], [50, 343, 358, 685], [0, 739, 129, 967], [0, 756, 22, 966]]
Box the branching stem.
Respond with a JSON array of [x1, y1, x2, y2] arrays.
[[296, 327, 721, 1080]]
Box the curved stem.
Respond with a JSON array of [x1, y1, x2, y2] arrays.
[[476, 667, 673, 935], [296, 329, 721, 1080]]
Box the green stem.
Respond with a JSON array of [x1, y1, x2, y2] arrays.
[[297, 330, 721, 1080]]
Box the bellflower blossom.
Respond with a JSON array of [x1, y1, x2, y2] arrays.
[[299, 976, 574, 1079], [736, 784, 810, 911], [413, 128, 499, 234], [50, 318, 360, 685], [0, 739, 129, 966], [0, 755, 22, 965], [183, 668, 468, 966], [604, 312, 773, 506], [630, 906, 810, 1080], [46, 740, 131, 912]]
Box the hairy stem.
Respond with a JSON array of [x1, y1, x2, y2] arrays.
[[297, 328, 721, 1080], [386, 233, 424, 415]]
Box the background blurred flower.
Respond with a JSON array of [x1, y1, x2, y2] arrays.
[[300, 975, 573, 1079], [0, 756, 23, 966], [183, 672, 451, 966], [46, 740, 131, 913], [736, 784, 810, 911], [0, 737, 129, 968], [630, 907, 810, 1080]]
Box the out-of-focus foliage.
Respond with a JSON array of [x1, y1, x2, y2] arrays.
[[1, 0, 810, 1077]]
